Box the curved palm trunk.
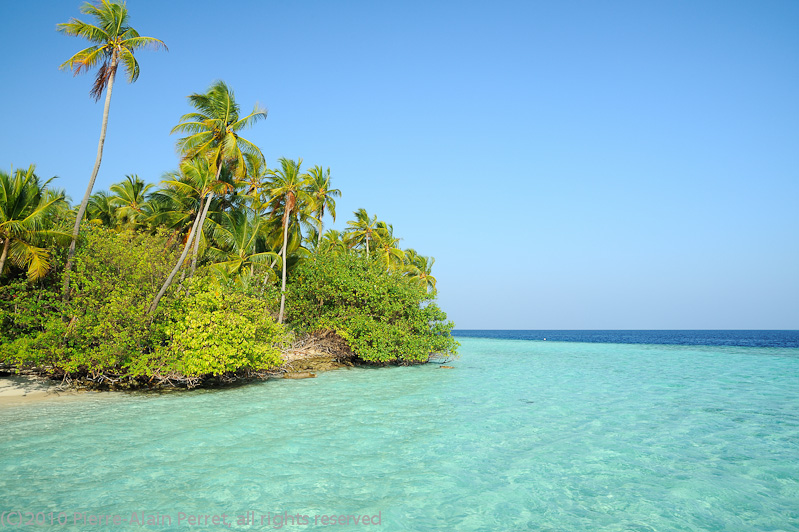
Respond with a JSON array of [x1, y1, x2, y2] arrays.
[[189, 191, 214, 277], [149, 162, 222, 315], [0, 238, 10, 275], [278, 212, 290, 324], [62, 56, 118, 301], [147, 192, 210, 315]]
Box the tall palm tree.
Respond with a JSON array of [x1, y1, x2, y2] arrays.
[[0, 165, 69, 281], [109, 174, 154, 228], [266, 157, 310, 323], [305, 166, 341, 249], [59, 0, 166, 299], [148, 81, 267, 315], [345, 208, 379, 259]]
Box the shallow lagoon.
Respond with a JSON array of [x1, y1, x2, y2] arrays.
[[2, 337, 798, 531]]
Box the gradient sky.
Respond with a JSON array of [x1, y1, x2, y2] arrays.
[[1, 0, 797, 329]]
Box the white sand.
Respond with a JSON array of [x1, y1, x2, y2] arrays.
[[0, 374, 78, 406]]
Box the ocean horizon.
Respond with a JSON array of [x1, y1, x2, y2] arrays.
[[453, 329, 799, 348]]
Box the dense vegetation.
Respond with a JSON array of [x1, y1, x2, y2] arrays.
[[0, 0, 457, 388], [288, 253, 457, 364]]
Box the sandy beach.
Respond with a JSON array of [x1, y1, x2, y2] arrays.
[[0, 352, 340, 406], [0, 374, 79, 406]]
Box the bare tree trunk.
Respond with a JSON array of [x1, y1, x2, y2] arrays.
[[148, 192, 211, 315], [278, 213, 290, 324], [62, 56, 118, 301], [0, 238, 10, 275], [179, 194, 205, 285], [260, 257, 277, 295], [187, 164, 222, 278], [188, 192, 213, 277], [317, 209, 323, 250]]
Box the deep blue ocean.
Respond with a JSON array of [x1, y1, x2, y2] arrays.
[[1, 330, 798, 531], [453, 329, 799, 348]]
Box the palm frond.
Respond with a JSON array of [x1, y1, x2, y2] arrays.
[[56, 21, 110, 45], [118, 48, 140, 83], [90, 61, 117, 101], [59, 45, 106, 75], [8, 239, 51, 282], [229, 105, 268, 131], [120, 35, 167, 52]]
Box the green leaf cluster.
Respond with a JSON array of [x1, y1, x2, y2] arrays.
[[0, 225, 178, 373], [1, 226, 288, 385], [286, 253, 458, 364], [0, 275, 69, 368], [146, 278, 289, 378], [0, 274, 63, 345]]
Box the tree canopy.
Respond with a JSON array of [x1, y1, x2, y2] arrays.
[[1, 2, 456, 389]]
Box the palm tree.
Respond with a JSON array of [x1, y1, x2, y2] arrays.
[[0, 165, 69, 281], [148, 81, 267, 315], [305, 166, 341, 249], [266, 157, 310, 323], [86, 190, 118, 227], [404, 248, 437, 293], [151, 157, 217, 240], [109, 174, 154, 228], [373, 222, 405, 272], [345, 208, 379, 258], [59, 0, 166, 299], [205, 210, 279, 284], [242, 152, 270, 212], [186, 166, 237, 277], [318, 229, 348, 255]]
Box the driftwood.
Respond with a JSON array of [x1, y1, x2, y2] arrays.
[[275, 331, 355, 377], [286, 330, 354, 362]]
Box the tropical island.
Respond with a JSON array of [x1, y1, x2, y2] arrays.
[[0, 0, 457, 390]]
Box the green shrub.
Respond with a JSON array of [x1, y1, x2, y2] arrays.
[[1, 226, 290, 384], [0, 275, 63, 347], [140, 278, 289, 378], [61, 226, 178, 373], [286, 252, 458, 363], [1, 226, 177, 373]]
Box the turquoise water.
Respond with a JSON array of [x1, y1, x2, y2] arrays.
[[2, 338, 799, 531]]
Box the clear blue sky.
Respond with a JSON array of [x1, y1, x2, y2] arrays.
[[1, 0, 797, 329]]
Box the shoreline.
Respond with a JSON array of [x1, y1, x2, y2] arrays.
[[0, 349, 348, 407], [0, 374, 83, 406]]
